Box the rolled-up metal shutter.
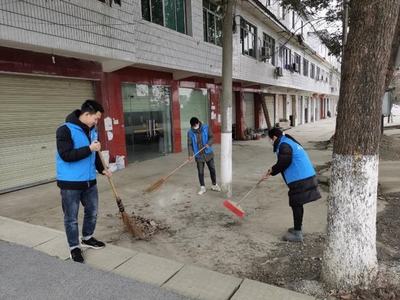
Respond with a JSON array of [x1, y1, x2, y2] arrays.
[[0, 74, 95, 193]]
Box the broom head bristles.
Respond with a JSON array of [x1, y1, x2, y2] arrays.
[[223, 199, 245, 218], [144, 178, 165, 193], [121, 211, 145, 239]]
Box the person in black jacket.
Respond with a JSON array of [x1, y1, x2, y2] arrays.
[[264, 128, 321, 242], [56, 100, 111, 263]]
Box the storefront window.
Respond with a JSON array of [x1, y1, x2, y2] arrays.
[[179, 88, 209, 149], [141, 0, 187, 34], [122, 83, 172, 162]]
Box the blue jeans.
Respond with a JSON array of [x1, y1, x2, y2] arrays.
[[60, 185, 99, 249]]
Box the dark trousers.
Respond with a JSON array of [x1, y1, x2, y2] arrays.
[[196, 158, 216, 186], [60, 185, 99, 249], [291, 205, 304, 231]]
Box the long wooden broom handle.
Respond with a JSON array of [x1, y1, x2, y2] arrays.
[[97, 150, 120, 200], [162, 145, 207, 181], [236, 176, 268, 205]]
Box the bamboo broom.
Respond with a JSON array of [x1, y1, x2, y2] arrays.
[[98, 151, 145, 239], [144, 145, 207, 193]]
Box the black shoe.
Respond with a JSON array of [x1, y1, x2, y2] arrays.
[[70, 248, 84, 263], [81, 237, 106, 249]]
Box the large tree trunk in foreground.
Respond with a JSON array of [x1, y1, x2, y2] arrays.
[[385, 6, 400, 89], [322, 0, 400, 290]]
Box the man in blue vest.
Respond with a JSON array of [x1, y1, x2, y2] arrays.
[[188, 117, 221, 195], [56, 100, 111, 263], [265, 127, 321, 242]]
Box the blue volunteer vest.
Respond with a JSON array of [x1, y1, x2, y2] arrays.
[[277, 135, 316, 184], [56, 122, 97, 182], [188, 125, 213, 157]]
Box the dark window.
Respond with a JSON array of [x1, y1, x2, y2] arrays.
[[292, 11, 295, 29], [141, 0, 187, 34], [142, 0, 151, 21], [262, 33, 275, 65], [294, 53, 301, 73], [310, 63, 316, 79], [316, 67, 320, 80], [203, 0, 222, 46], [279, 45, 291, 69], [97, 0, 121, 6], [303, 58, 309, 76], [240, 18, 257, 58]]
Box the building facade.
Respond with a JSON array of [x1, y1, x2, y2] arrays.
[[0, 0, 340, 192]]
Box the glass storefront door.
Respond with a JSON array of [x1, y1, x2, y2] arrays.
[[122, 83, 172, 162], [179, 88, 209, 149]]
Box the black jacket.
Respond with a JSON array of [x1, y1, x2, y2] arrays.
[[270, 134, 300, 177], [270, 134, 321, 206], [56, 110, 104, 190]]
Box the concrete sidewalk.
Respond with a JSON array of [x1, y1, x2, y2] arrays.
[[0, 240, 187, 300], [0, 216, 314, 300]]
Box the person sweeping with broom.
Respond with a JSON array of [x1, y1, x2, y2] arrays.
[[56, 100, 111, 263], [188, 117, 221, 195], [265, 127, 321, 242]]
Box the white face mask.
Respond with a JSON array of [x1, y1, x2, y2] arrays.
[[193, 124, 200, 130]]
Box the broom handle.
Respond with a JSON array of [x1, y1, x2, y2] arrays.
[[236, 176, 268, 205], [97, 151, 121, 201], [162, 145, 207, 181]]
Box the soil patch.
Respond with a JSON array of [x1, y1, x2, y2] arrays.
[[107, 213, 169, 240], [238, 192, 400, 299], [311, 134, 400, 162]]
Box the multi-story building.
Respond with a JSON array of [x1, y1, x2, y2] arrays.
[[0, 0, 340, 193]]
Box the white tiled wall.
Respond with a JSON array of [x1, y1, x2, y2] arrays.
[[0, 0, 339, 96]]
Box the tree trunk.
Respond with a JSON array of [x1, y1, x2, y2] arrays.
[[385, 7, 400, 89], [220, 0, 234, 197], [322, 0, 400, 290]]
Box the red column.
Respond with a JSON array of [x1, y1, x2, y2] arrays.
[[171, 80, 182, 153], [94, 76, 107, 150], [210, 85, 221, 144], [96, 73, 127, 161], [254, 93, 262, 130], [235, 90, 245, 140]]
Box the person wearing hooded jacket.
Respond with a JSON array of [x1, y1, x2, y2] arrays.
[[187, 117, 221, 195], [56, 100, 111, 263], [264, 127, 321, 242]]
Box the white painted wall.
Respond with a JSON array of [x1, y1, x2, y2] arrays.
[[233, 2, 337, 96], [0, 0, 339, 97], [0, 0, 137, 62]]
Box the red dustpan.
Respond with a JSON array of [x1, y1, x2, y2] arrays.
[[223, 177, 266, 218]]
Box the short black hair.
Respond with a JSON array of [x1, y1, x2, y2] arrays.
[[81, 100, 104, 114], [268, 127, 283, 139], [190, 117, 200, 127]]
